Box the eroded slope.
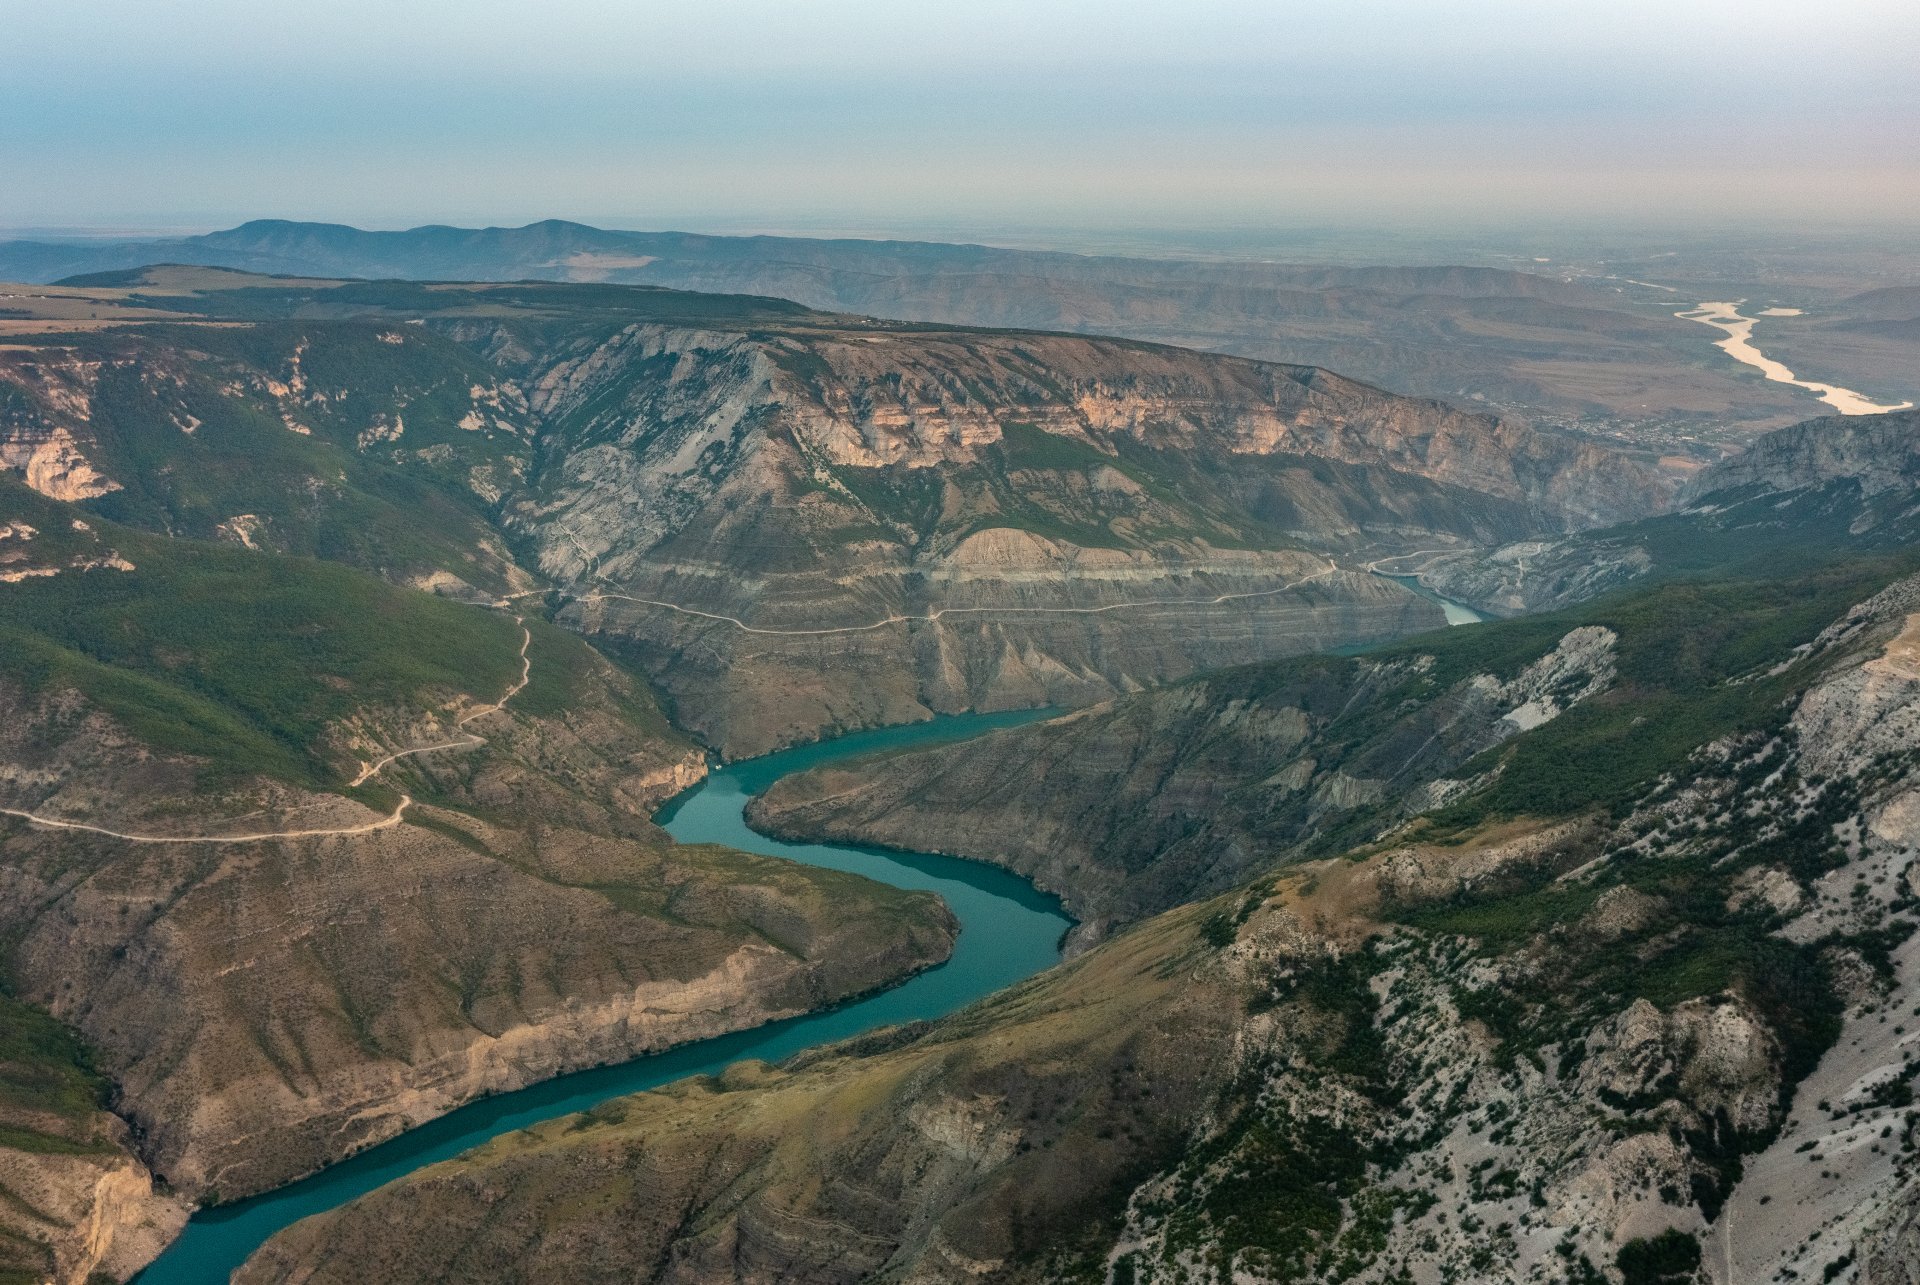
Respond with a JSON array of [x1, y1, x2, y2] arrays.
[[237, 558, 1920, 1285], [0, 482, 955, 1276]]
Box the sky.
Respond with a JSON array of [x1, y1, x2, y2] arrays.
[[5, 0, 1919, 236]]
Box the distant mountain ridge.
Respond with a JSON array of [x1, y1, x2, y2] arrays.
[[0, 218, 1838, 431], [6, 218, 1596, 301]]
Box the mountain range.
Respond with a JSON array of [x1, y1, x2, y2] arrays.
[[10, 219, 1910, 435]]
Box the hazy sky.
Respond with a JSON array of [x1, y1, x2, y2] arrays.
[[5, 0, 1918, 234]]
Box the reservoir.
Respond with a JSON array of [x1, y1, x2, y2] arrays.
[[133, 708, 1069, 1283]]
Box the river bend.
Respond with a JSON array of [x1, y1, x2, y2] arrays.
[[134, 709, 1068, 1283]]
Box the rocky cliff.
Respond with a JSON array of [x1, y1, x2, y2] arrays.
[[0, 271, 1672, 756], [482, 310, 1663, 753], [234, 557, 1920, 1285], [1679, 408, 1920, 501], [1412, 408, 1920, 618]]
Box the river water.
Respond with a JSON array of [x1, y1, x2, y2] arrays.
[[134, 708, 1068, 1284], [1676, 301, 1913, 415], [133, 584, 1488, 1280], [1379, 573, 1487, 626]]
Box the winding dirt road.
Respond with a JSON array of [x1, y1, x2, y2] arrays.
[[0, 620, 532, 845], [582, 557, 1346, 637]]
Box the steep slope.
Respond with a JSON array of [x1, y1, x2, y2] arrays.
[[0, 271, 1670, 756], [1680, 406, 1920, 500], [506, 317, 1649, 754], [752, 556, 1899, 941], [752, 621, 1619, 942], [0, 997, 187, 1285], [0, 315, 537, 599], [235, 555, 1920, 1285], [1411, 408, 1920, 618], [0, 481, 955, 1275]]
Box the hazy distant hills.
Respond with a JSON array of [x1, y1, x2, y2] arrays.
[[0, 219, 1851, 432], [0, 218, 1602, 301]]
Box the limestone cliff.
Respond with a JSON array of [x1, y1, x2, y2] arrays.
[[484, 314, 1664, 753]]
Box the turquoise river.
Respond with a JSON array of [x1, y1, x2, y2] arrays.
[[134, 708, 1069, 1283]]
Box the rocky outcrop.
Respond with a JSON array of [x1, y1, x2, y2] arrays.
[[233, 566, 1920, 1285], [1682, 408, 1920, 502], [1415, 408, 1920, 618]]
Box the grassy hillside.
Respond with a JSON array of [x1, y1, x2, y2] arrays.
[[0, 321, 533, 591], [1398, 552, 1917, 827], [1, 485, 526, 786]]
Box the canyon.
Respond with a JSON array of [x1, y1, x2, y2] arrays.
[[2, 263, 1908, 1284]]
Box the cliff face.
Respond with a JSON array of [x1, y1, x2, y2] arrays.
[[0, 274, 1672, 758], [0, 996, 189, 1285], [235, 563, 1920, 1285], [489, 315, 1665, 753], [1678, 408, 1920, 501], [1414, 408, 1920, 619]]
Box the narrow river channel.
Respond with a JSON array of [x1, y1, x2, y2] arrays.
[[134, 708, 1069, 1283]]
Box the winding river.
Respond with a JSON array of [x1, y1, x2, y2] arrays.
[[1676, 301, 1913, 415], [134, 708, 1069, 1284]]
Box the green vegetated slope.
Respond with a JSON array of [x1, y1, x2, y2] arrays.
[[237, 547, 1920, 1285], [0, 472, 959, 1264], [0, 479, 524, 787], [0, 318, 536, 593]]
